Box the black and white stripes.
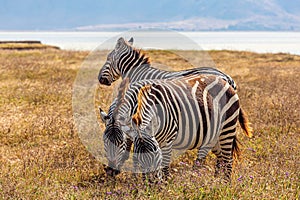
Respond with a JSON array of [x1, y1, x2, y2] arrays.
[[98, 37, 251, 181], [127, 75, 250, 181]]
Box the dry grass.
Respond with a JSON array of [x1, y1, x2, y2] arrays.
[[0, 48, 299, 199]]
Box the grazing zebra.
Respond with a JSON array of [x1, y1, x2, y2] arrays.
[[98, 37, 237, 90], [98, 37, 238, 176], [132, 133, 163, 181], [100, 76, 252, 181]]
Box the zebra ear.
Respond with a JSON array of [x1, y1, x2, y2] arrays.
[[132, 122, 143, 140], [131, 119, 143, 140], [99, 107, 109, 125], [128, 37, 134, 45], [116, 37, 125, 49]]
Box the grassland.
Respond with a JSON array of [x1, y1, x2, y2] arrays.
[[0, 47, 299, 199]]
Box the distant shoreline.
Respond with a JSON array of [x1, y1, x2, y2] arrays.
[[0, 31, 300, 54], [0, 44, 299, 58], [0, 40, 42, 44], [0, 40, 60, 50]]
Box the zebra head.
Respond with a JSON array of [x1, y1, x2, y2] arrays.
[[98, 37, 134, 85], [99, 107, 128, 176], [131, 123, 163, 180]]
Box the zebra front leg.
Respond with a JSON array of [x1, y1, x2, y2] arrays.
[[121, 137, 132, 163], [132, 151, 140, 180], [193, 146, 212, 168], [160, 143, 173, 180]]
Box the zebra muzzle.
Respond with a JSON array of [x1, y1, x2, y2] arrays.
[[99, 77, 111, 86], [105, 166, 120, 177]]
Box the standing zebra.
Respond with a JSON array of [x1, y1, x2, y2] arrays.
[[98, 37, 237, 90], [100, 76, 252, 181], [98, 37, 238, 176]]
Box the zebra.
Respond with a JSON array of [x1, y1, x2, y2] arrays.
[[98, 37, 238, 176], [100, 76, 252, 181], [98, 37, 237, 90]]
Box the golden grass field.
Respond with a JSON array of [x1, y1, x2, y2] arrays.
[[0, 46, 299, 199]]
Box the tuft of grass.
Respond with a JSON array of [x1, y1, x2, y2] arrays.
[[0, 48, 299, 199]]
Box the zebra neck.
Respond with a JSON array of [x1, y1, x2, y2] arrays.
[[121, 63, 151, 78], [119, 49, 150, 77], [121, 64, 169, 80]]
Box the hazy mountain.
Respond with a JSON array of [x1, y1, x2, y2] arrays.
[[1, 0, 300, 31]]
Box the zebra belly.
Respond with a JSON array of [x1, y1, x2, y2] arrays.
[[171, 108, 206, 151], [170, 96, 222, 151]]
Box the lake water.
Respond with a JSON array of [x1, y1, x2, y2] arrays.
[[1, 31, 300, 55]]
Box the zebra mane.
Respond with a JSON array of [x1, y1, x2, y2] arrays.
[[117, 37, 151, 66], [131, 48, 151, 65], [132, 84, 152, 127]]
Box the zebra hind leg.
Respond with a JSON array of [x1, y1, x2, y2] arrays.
[[218, 117, 240, 183], [162, 166, 170, 180], [213, 152, 233, 183], [223, 135, 240, 183], [211, 141, 222, 177], [223, 158, 233, 183], [216, 136, 238, 183]]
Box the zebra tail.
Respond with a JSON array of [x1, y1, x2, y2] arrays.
[[238, 108, 253, 138], [232, 135, 241, 160]]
